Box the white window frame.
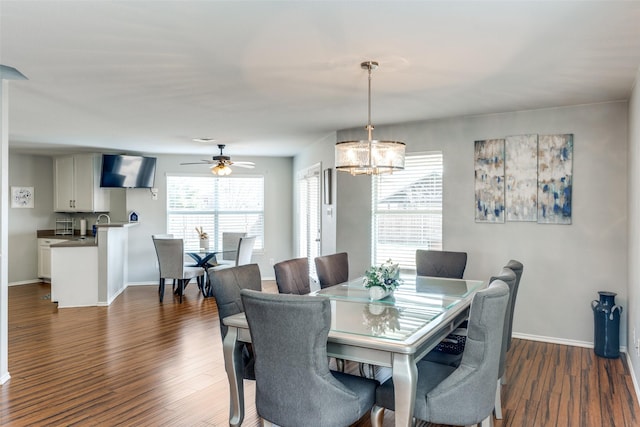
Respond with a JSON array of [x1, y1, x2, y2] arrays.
[[371, 152, 443, 271], [166, 173, 265, 252]]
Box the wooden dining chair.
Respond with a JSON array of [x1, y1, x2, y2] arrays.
[[241, 289, 377, 427], [371, 280, 509, 427], [151, 236, 205, 303]]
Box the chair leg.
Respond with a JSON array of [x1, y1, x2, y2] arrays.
[[336, 358, 344, 372], [494, 378, 503, 419], [159, 278, 165, 303], [179, 279, 185, 303], [370, 405, 385, 427]]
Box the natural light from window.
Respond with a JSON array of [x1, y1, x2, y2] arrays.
[[372, 152, 443, 271], [166, 175, 264, 251]]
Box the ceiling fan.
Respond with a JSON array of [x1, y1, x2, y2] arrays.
[[181, 144, 255, 176]]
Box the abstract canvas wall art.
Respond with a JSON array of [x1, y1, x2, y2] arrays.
[[505, 134, 538, 221], [537, 134, 573, 224], [474, 139, 505, 223]]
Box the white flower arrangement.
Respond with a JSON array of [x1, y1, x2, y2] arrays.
[[363, 259, 402, 292]]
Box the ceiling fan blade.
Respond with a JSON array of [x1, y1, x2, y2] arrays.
[[180, 160, 214, 165], [233, 163, 255, 169]]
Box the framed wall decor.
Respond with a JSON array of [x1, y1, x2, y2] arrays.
[[537, 134, 573, 224], [11, 186, 34, 208], [323, 168, 332, 205], [474, 139, 505, 223], [505, 134, 538, 222]]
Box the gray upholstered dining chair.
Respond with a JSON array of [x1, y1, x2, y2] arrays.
[[151, 236, 205, 303], [371, 280, 510, 427], [504, 259, 524, 352], [208, 263, 262, 381], [415, 249, 467, 278], [274, 257, 311, 295], [241, 289, 378, 427], [491, 265, 518, 419], [314, 252, 349, 288]]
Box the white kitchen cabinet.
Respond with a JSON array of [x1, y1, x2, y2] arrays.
[[37, 238, 67, 280], [54, 154, 110, 212]]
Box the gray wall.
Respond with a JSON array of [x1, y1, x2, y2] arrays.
[[8, 153, 56, 284], [628, 70, 640, 388], [335, 101, 629, 347], [125, 153, 293, 283]]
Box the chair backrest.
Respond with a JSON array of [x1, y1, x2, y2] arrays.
[[274, 257, 310, 295], [415, 249, 467, 279], [208, 263, 262, 339], [235, 236, 256, 266], [152, 233, 174, 239], [152, 236, 185, 279], [424, 280, 509, 425], [314, 252, 349, 288], [504, 259, 523, 351], [222, 232, 247, 261], [489, 267, 517, 379], [241, 289, 370, 426]]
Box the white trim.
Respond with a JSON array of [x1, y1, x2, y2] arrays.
[[513, 332, 628, 353], [626, 352, 640, 407], [8, 279, 40, 286], [126, 281, 157, 286], [0, 372, 10, 385]]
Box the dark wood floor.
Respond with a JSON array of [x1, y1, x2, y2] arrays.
[[1, 282, 638, 426]]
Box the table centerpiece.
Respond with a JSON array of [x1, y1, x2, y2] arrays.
[[363, 259, 402, 300]]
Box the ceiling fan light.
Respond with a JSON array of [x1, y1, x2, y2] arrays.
[[211, 163, 232, 176]]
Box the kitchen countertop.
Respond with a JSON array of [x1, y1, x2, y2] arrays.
[[50, 236, 98, 248]]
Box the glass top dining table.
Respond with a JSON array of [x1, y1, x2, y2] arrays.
[[222, 275, 485, 427]]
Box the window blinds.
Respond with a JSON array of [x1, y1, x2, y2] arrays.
[[372, 152, 443, 271]]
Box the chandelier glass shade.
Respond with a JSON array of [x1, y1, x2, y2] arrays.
[[335, 61, 405, 176]]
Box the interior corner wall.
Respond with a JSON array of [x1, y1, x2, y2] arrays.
[[336, 102, 629, 346], [628, 70, 640, 390]]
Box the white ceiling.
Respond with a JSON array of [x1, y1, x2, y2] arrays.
[[2, 1, 640, 158]]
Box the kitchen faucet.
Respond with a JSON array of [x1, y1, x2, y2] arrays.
[[96, 213, 111, 224]]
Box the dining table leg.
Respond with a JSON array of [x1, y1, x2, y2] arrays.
[[391, 353, 418, 427], [223, 327, 245, 427]]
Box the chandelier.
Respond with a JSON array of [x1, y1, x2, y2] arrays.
[[335, 61, 405, 175]]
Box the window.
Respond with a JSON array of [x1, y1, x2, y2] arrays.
[[166, 175, 264, 251], [296, 164, 321, 278], [372, 152, 443, 271]]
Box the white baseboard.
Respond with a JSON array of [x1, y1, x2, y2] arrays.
[[513, 332, 628, 353], [625, 352, 640, 407], [0, 372, 10, 385], [8, 279, 41, 286], [126, 281, 156, 286]]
